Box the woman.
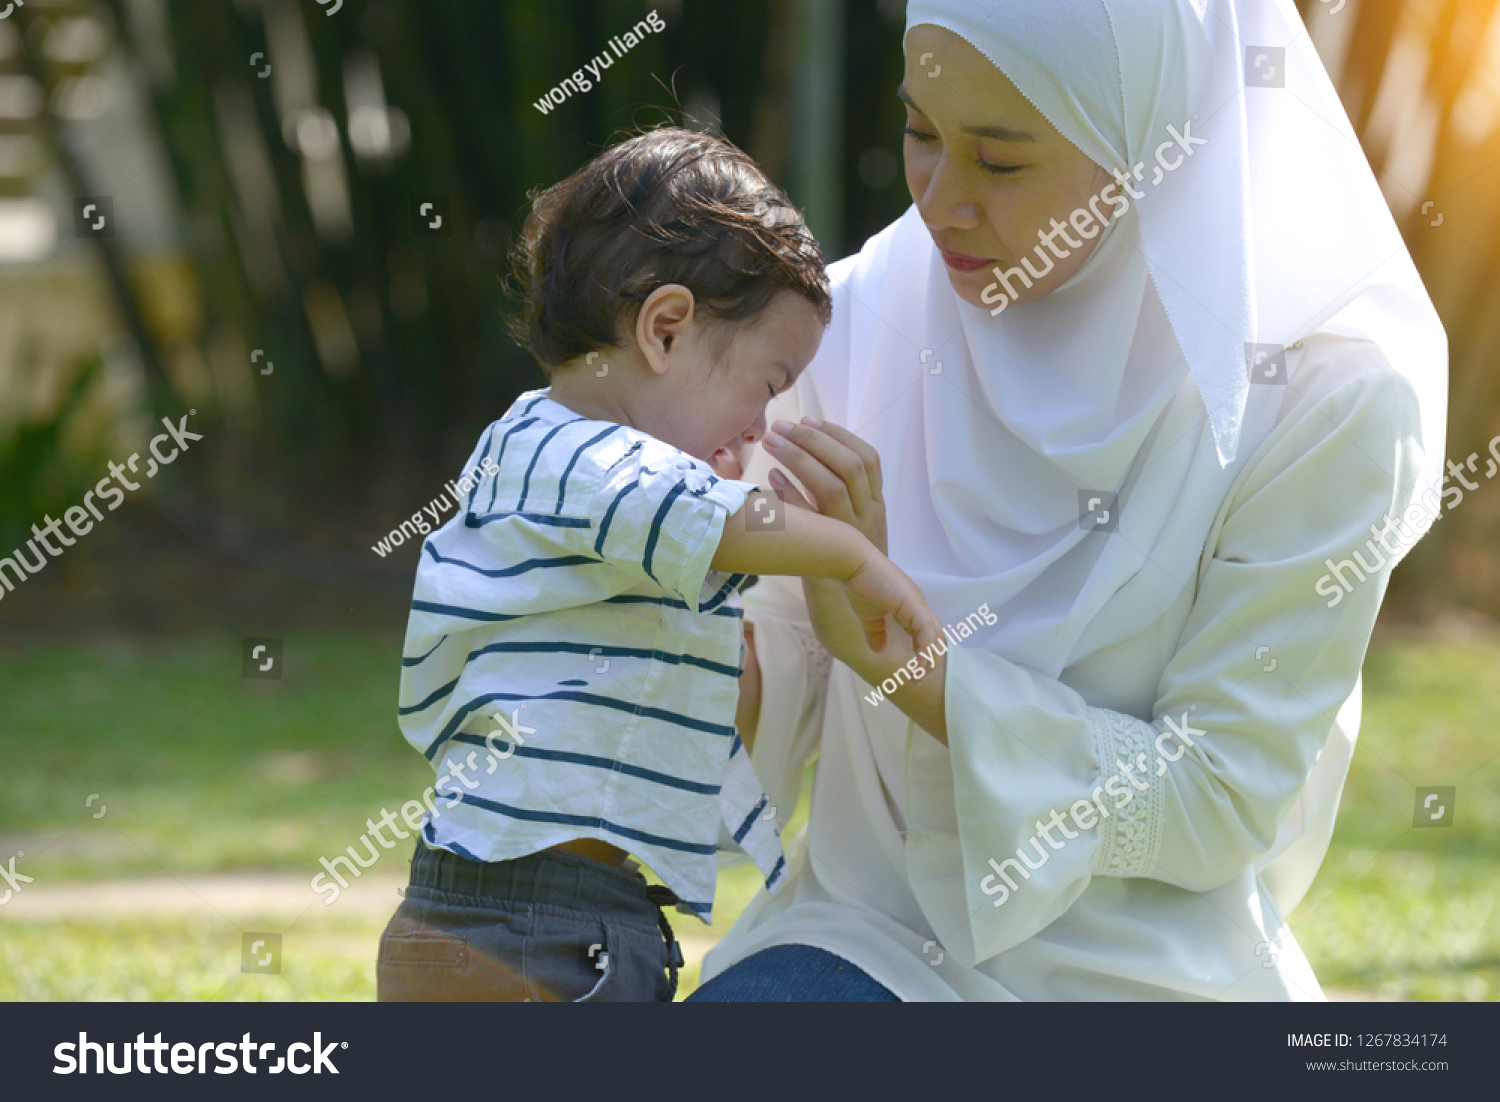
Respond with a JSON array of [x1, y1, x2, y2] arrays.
[[689, 0, 1446, 1001]]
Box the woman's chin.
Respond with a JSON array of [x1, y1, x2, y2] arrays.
[[947, 270, 1001, 310], [947, 267, 1069, 312]]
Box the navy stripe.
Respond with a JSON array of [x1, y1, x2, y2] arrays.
[[486, 416, 539, 514], [466, 639, 740, 678], [729, 733, 743, 759], [446, 792, 717, 855], [410, 599, 527, 623], [641, 480, 690, 584], [603, 594, 743, 618], [557, 424, 623, 513], [402, 635, 449, 667], [521, 394, 547, 416], [449, 732, 721, 795], [593, 478, 640, 557], [423, 689, 734, 761], [605, 439, 643, 474], [763, 854, 785, 889], [467, 511, 590, 529], [407, 639, 737, 725], [733, 795, 769, 844], [700, 571, 748, 613], [399, 676, 460, 716], [423, 542, 601, 578], [442, 837, 486, 863], [517, 418, 584, 511], [463, 425, 496, 515]]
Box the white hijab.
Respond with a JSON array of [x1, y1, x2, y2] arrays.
[[790, 0, 1445, 679]]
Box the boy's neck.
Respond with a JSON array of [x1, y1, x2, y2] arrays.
[[544, 370, 639, 429]]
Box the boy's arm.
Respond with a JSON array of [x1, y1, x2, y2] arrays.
[[712, 489, 940, 653], [709, 488, 868, 581]]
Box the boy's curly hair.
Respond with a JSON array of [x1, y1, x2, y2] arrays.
[[508, 127, 832, 374]]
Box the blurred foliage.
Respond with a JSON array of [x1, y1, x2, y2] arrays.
[[0, 354, 104, 556], [1295, 0, 1500, 614]]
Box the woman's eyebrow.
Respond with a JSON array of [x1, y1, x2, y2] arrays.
[[896, 84, 1037, 143]]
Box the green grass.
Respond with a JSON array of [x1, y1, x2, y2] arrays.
[[0, 633, 431, 880], [0, 915, 378, 1001], [0, 629, 1495, 1000], [1284, 637, 1500, 1001]]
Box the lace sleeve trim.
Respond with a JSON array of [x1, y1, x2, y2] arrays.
[[796, 623, 832, 685], [1088, 706, 1164, 879], [752, 617, 831, 686]]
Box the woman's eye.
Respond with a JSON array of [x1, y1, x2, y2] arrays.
[[977, 158, 1023, 177], [904, 125, 1021, 176], [767, 383, 777, 399]]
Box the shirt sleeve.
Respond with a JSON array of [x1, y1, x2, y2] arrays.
[[903, 352, 1427, 967], [585, 438, 756, 609]]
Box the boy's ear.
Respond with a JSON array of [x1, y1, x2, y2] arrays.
[[636, 284, 696, 377]]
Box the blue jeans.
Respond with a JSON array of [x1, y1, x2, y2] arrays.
[[687, 944, 901, 1002]]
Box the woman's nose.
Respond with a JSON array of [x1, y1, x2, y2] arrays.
[[916, 156, 980, 231]]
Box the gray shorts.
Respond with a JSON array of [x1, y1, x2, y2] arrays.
[[377, 839, 685, 1002]]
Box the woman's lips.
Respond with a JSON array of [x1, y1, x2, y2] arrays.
[[940, 248, 992, 273]]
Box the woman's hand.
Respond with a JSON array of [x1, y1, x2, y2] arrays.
[[761, 419, 949, 741], [761, 419, 887, 664], [762, 418, 887, 553]]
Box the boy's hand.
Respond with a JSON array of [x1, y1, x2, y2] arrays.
[[843, 549, 941, 655]]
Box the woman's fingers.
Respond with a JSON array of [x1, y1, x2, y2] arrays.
[[799, 419, 884, 503], [766, 467, 814, 511], [764, 419, 872, 521]]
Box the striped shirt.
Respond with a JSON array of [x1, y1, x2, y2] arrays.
[[397, 389, 786, 920]]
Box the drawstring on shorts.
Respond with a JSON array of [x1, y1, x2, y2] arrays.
[[644, 884, 686, 999]]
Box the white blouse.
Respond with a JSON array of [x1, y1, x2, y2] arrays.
[[701, 335, 1424, 1001]]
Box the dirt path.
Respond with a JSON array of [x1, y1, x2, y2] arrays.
[[0, 871, 722, 972]]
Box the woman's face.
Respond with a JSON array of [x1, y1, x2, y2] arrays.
[[902, 25, 1112, 310]]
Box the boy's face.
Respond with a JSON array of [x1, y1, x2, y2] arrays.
[[652, 291, 824, 474]]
